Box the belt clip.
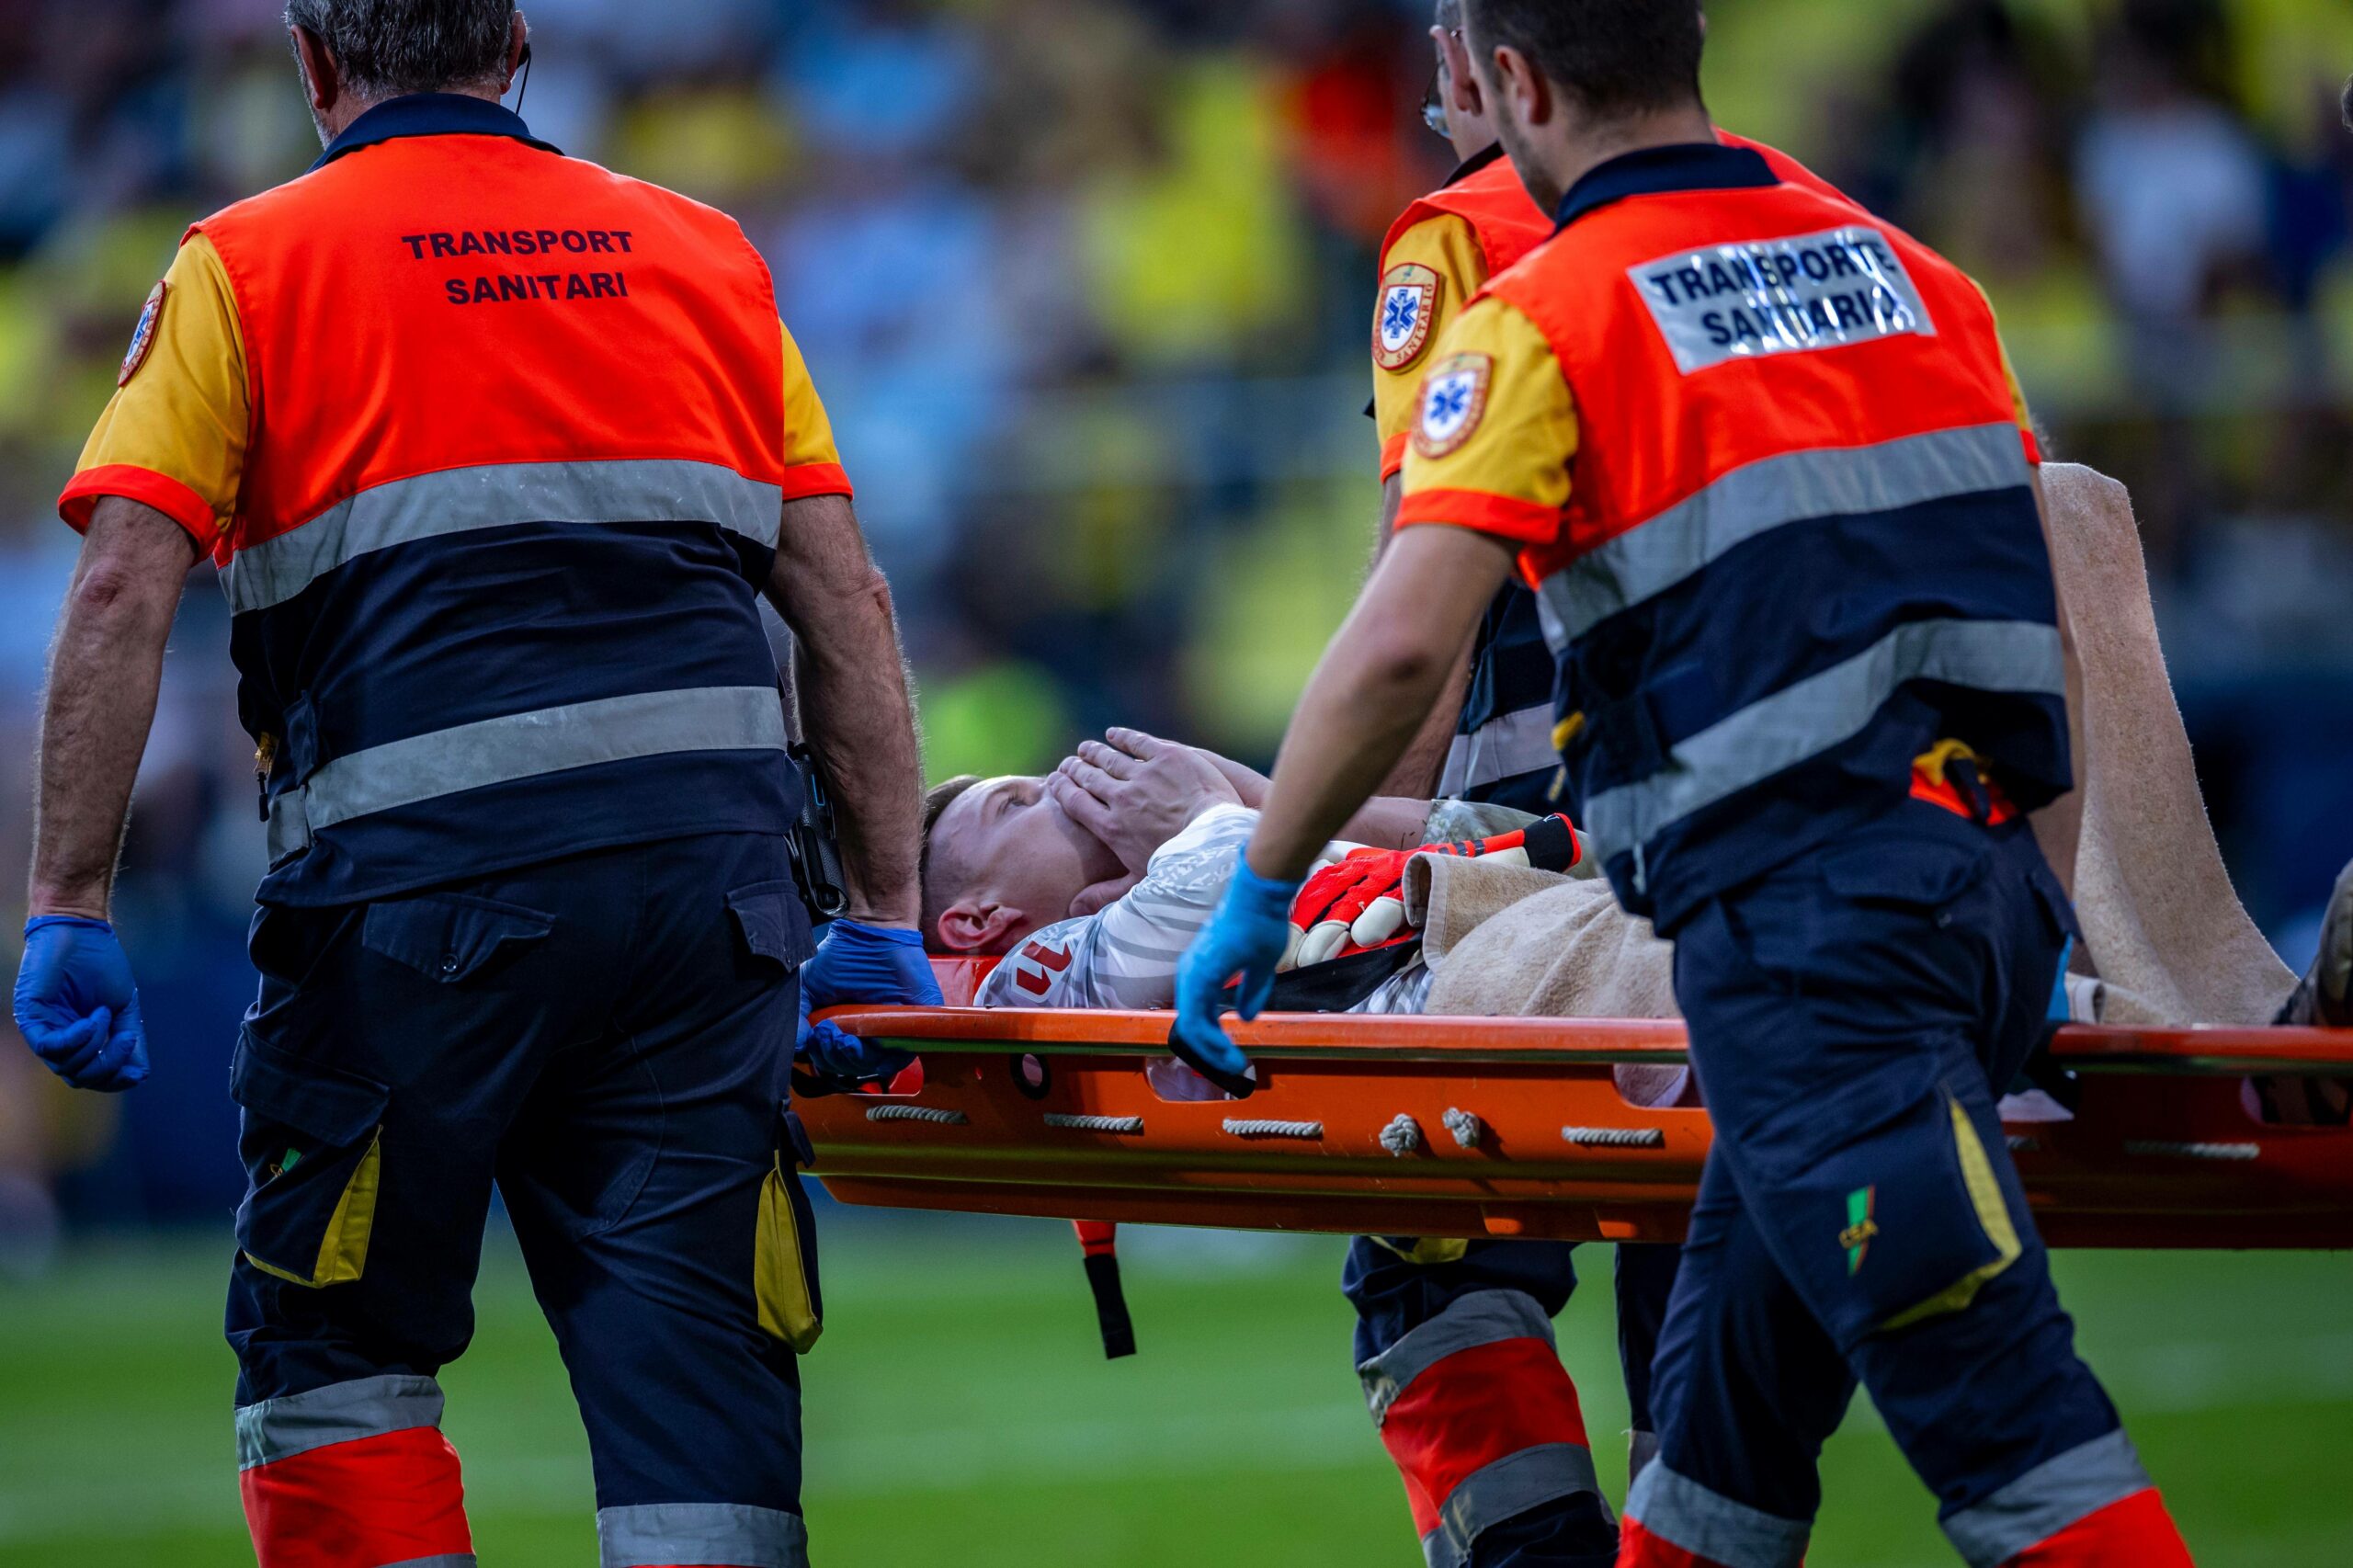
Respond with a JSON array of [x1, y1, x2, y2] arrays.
[[253, 733, 278, 823], [1948, 756, 1995, 826]]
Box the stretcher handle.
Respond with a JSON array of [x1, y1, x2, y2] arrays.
[[815, 1007, 2353, 1078]]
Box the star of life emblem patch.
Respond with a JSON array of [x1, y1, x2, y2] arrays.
[[119, 279, 167, 387], [1373, 263, 1441, 370], [1411, 351, 1492, 460]]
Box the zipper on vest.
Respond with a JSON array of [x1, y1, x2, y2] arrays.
[[1632, 840, 1648, 897]]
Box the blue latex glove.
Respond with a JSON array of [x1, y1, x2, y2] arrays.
[[795, 919, 941, 1093], [13, 916, 149, 1092], [1168, 863, 1301, 1098]]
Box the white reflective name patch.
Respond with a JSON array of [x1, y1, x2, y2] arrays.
[[1628, 224, 1935, 375]]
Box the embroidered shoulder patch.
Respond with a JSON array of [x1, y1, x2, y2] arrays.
[[119, 279, 168, 387], [1411, 351, 1492, 460], [1373, 263, 1442, 370]]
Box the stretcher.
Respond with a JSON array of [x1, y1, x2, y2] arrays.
[[806, 962, 2353, 1251]]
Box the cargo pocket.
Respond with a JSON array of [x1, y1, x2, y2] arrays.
[[729, 881, 816, 975], [1820, 835, 1991, 912], [756, 1108, 824, 1353], [1750, 1067, 2019, 1349], [230, 1032, 392, 1290], [361, 892, 552, 983]]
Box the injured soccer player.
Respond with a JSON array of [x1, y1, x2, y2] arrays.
[[917, 465, 2345, 1117], [917, 727, 1569, 1017]]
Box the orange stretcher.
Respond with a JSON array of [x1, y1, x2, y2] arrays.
[[807, 964, 2353, 1251]]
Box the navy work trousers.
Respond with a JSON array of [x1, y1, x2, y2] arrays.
[[225, 832, 818, 1568], [1631, 801, 2158, 1568]]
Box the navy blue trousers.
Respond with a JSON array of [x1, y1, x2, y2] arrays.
[[225, 833, 817, 1568], [1633, 801, 2151, 1567]]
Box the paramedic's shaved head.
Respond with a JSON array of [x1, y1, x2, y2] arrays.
[[920, 774, 1125, 956], [1463, 0, 1712, 213], [1461, 0, 1705, 122]]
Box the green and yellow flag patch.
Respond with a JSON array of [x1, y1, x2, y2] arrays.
[[1840, 1186, 1879, 1275]]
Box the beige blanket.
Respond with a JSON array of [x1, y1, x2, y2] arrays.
[[1407, 463, 2296, 1034]]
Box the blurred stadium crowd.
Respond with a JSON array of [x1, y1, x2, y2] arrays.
[[1, 0, 2350, 1263]]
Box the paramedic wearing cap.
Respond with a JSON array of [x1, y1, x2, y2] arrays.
[[12, 4, 937, 1566], [1173, 2, 2194, 1564]]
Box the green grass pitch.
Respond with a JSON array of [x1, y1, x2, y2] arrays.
[[1, 1221, 2347, 1565]]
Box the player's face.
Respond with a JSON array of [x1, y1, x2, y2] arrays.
[[933, 775, 1126, 930]]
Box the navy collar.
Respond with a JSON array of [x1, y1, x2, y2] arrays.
[[1443, 142, 1507, 188], [312, 93, 560, 171], [1552, 142, 1777, 231]]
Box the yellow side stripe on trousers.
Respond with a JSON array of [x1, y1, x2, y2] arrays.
[[1881, 1098, 2023, 1331]]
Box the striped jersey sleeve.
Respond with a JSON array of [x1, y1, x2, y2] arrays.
[[975, 803, 1260, 1010]]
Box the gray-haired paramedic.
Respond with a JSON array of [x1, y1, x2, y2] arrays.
[[10, 3, 936, 1565]]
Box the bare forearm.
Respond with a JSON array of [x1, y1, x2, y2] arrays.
[[1248, 528, 1515, 880], [1369, 472, 1473, 801], [1338, 797, 1441, 850], [1376, 635, 1472, 800], [28, 501, 196, 918], [768, 495, 924, 927], [1249, 643, 1450, 881], [791, 581, 923, 926]]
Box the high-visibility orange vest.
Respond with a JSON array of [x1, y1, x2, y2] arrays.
[[1374, 133, 1871, 820], [195, 96, 812, 905], [1486, 141, 2064, 926], [1378, 131, 1836, 300]]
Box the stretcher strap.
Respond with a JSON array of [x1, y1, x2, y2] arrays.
[[1072, 1221, 1135, 1359]]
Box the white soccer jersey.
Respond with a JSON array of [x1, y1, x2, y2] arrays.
[[972, 801, 1437, 1016], [976, 803, 1260, 1010]]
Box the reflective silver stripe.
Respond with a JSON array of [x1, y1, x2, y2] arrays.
[[1579, 618, 2063, 864], [1421, 1444, 1610, 1568], [1540, 423, 2029, 642], [267, 685, 788, 849], [1625, 1460, 1809, 1568], [598, 1502, 809, 1568], [1438, 702, 1560, 797], [1942, 1430, 2153, 1568], [224, 459, 787, 614], [1358, 1289, 1556, 1426], [235, 1374, 444, 1470]]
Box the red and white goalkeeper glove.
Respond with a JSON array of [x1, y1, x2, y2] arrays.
[[1279, 814, 1580, 971]]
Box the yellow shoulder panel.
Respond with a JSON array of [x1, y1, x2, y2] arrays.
[[779, 318, 844, 472], [62, 232, 249, 551], [1395, 296, 1577, 546], [1371, 212, 1488, 475]]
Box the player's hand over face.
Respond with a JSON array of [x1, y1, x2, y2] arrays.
[[1047, 733, 1242, 878]]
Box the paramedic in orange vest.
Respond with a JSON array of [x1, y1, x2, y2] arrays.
[[1349, 19, 1877, 1562], [1175, 3, 2196, 1563], [11, 6, 938, 1566]]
